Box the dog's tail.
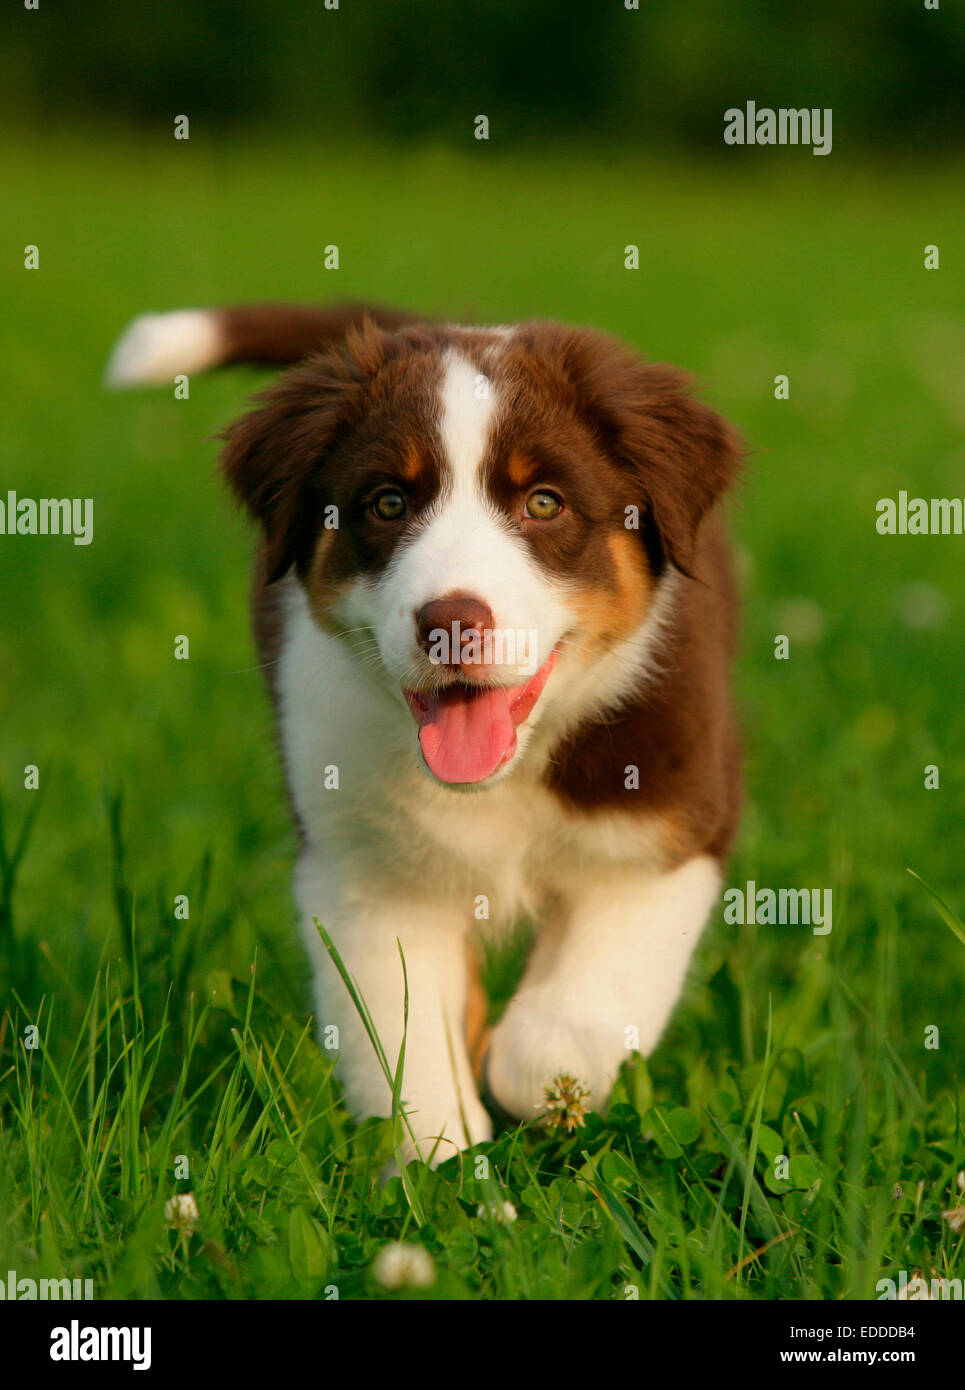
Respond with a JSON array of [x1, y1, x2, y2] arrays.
[[104, 301, 421, 387]]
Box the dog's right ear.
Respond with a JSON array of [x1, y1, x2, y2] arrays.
[[220, 324, 384, 581]]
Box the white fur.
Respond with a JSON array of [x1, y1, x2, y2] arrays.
[[296, 851, 492, 1163], [104, 309, 224, 386], [276, 348, 717, 1164], [485, 856, 721, 1118]]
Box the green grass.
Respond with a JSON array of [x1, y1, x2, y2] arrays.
[[1, 131, 964, 1299]]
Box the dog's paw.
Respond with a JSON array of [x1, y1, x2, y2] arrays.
[[391, 1094, 493, 1169], [485, 989, 624, 1122]]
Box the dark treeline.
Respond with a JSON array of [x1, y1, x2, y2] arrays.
[[2, 0, 962, 150]]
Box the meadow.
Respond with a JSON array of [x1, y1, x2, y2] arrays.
[[1, 131, 963, 1298]]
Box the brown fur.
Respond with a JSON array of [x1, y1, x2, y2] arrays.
[[218, 301, 424, 368], [547, 515, 742, 863]]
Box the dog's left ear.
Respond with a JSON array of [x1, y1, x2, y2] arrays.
[[562, 331, 743, 576]]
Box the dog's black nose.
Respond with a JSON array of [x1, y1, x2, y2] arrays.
[[416, 592, 494, 664]]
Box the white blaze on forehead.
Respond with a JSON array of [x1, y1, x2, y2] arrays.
[[438, 349, 497, 483], [367, 343, 573, 682]]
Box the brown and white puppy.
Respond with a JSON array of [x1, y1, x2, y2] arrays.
[[107, 303, 742, 1163]]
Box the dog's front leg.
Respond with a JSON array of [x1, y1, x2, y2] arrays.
[[485, 855, 721, 1123], [296, 851, 492, 1165]]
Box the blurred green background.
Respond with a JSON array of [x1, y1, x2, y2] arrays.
[[1, 0, 963, 1241], [2, 0, 964, 151]]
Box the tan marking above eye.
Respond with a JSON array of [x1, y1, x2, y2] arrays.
[[400, 443, 423, 482], [372, 488, 407, 520], [525, 490, 562, 520], [508, 450, 539, 488]]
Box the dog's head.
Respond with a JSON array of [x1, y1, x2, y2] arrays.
[[222, 319, 740, 787]]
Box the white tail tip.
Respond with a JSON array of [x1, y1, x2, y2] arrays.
[[104, 309, 225, 387]]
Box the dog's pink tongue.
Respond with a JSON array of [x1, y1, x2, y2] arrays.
[[418, 685, 517, 785]]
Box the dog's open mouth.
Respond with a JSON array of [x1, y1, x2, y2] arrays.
[[403, 649, 558, 785]]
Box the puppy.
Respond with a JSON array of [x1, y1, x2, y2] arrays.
[[108, 302, 742, 1164]]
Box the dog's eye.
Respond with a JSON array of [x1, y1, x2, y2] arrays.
[[525, 490, 562, 520], [372, 488, 407, 521]]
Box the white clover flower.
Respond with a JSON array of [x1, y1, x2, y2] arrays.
[[773, 597, 825, 646], [894, 582, 948, 631], [372, 1241, 435, 1290], [476, 1200, 517, 1224], [540, 1073, 590, 1132], [164, 1192, 200, 1235]]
